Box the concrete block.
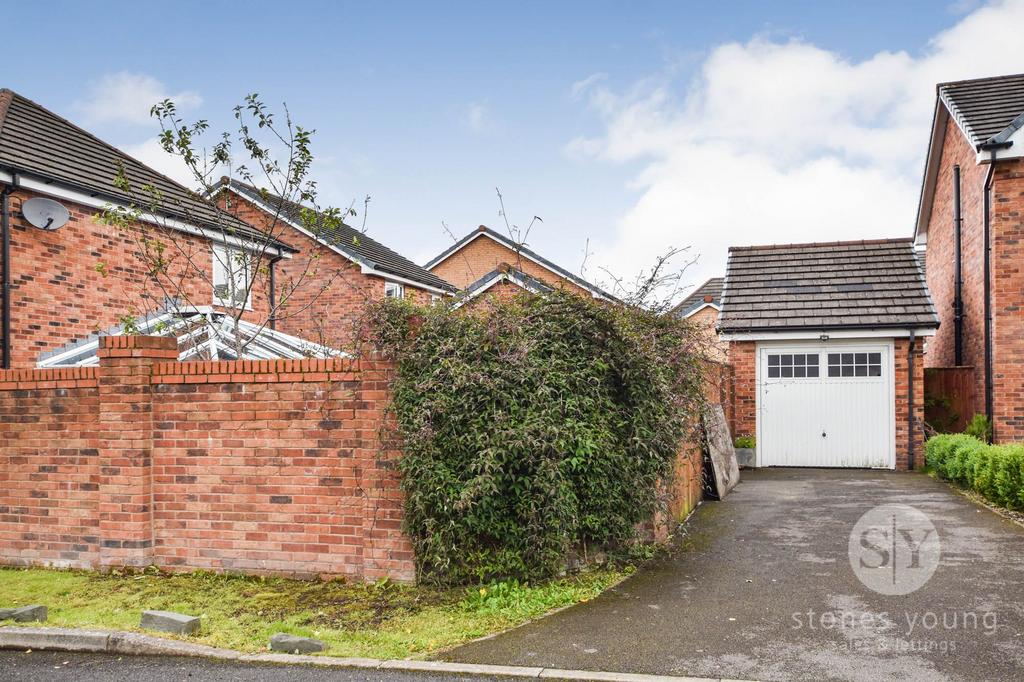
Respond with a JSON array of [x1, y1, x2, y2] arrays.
[[0, 627, 109, 652], [139, 610, 200, 635], [269, 632, 325, 654], [0, 605, 47, 622]]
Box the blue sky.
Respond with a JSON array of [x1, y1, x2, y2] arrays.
[[6, 1, 1023, 300]]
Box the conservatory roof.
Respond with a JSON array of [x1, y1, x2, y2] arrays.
[[37, 307, 345, 368]]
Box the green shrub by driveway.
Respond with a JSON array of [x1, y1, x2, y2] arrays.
[[366, 290, 707, 585], [925, 434, 1024, 510]]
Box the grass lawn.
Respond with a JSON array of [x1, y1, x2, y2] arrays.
[[0, 566, 626, 659]]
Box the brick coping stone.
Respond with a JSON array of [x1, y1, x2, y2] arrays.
[[0, 626, 733, 681]]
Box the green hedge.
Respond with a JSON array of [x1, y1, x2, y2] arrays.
[[925, 434, 1024, 510], [366, 290, 708, 585]]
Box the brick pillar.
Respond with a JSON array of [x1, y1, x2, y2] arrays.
[[358, 354, 415, 582], [97, 336, 178, 568]]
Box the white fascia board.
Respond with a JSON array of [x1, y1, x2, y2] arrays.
[[682, 302, 721, 318], [974, 125, 1024, 163], [429, 230, 609, 300], [721, 328, 937, 342], [0, 171, 289, 258], [450, 271, 544, 310], [220, 184, 453, 296]]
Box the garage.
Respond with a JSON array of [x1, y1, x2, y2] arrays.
[[757, 342, 894, 468], [718, 238, 940, 471]]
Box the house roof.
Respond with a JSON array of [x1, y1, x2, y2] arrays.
[[916, 74, 1024, 242], [213, 178, 456, 293], [0, 89, 291, 252], [425, 225, 617, 301], [718, 238, 938, 334], [939, 73, 1024, 147], [454, 263, 553, 307], [37, 306, 344, 367], [671, 277, 723, 318]]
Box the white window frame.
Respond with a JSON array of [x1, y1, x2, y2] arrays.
[[384, 281, 405, 299], [212, 244, 254, 310]]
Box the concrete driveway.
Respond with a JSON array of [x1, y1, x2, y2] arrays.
[[444, 469, 1024, 681]]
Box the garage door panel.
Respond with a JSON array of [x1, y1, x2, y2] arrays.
[[758, 343, 893, 469]]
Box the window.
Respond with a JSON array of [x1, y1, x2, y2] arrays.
[[384, 281, 404, 299], [828, 352, 882, 377], [212, 245, 253, 309], [767, 353, 819, 378]]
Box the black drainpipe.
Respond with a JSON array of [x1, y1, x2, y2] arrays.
[[908, 330, 916, 470], [952, 164, 964, 366], [268, 256, 281, 331], [1, 174, 17, 370], [979, 141, 1011, 442]]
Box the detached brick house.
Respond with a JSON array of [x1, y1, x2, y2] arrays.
[[425, 225, 614, 304], [719, 239, 938, 471], [915, 73, 1024, 441], [0, 89, 296, 370], [212, 179, 456, 349]]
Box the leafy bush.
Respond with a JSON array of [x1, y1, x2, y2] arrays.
[[734, 436, 756, 449], [366, 290, 707, 585], [965, 413, 993, 442], [925, 434, 1024, 510]]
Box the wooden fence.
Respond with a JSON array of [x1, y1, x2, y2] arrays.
[[924, 367, 976, 433]]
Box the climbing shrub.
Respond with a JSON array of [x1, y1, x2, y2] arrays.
[[926, 434, 1024, 510], [365, 290, 708, 585]]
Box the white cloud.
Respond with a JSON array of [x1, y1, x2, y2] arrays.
[[118, 138, 197, 188], [570, 72, 607, 99], [571, 0, 1024, 300], [463, 101, 495, 134], [75, 72, 202, 126]]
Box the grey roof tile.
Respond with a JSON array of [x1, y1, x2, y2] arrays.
[[0, 89, 291, 251], [939, 73, 1024, 146], [719, 239, 939, 333], [671, 277, 723, 318], [215, 179, 456, 292]]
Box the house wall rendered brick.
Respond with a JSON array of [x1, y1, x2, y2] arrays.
[[923, 114, 1024, 441], [429, 231, 591, 296], [220, 192, 435, 352], [922, 116, 988, 419], [687, 306, 726, 361], [0, 188, 272, 369], [727, 338, 924, 471], [992, 158, 1024, 440]]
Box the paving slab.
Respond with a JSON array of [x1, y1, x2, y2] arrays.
[[445, 469, 1024, 682], [140, 610, 200, 635]]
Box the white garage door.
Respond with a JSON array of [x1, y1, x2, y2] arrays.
[[757, 341, 894, 469]]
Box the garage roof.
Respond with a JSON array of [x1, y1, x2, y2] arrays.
[[719, 238, 938, 333]]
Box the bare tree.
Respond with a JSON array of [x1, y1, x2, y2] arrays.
[[96, 94, 367, 357]]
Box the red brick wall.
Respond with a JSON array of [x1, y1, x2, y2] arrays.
[[220, 192, 434, 352], [0, 336, 412, 581], [727, 338, 925, 471], [430, 230, 591, 296], [922, 116, 988, 419], [0, 187, 272, 369], [0, 368, 100, 568], [992, 159, 1024, 440], [923, 115, 1024, 441]]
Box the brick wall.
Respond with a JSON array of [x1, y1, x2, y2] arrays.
[[2, 336, 708, 581], [220, 192, 434, 352], [429, 229, 591, 296], [0, 188, 272, 370], [0, 336, 412, 581], [923, 115, 1024, 441], [922, 116, 988, 418], [992, 159, 1024, 440], [727, 338, 925, 471]]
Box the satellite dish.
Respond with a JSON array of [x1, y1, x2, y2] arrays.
[[21, 197, 70, 231]]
